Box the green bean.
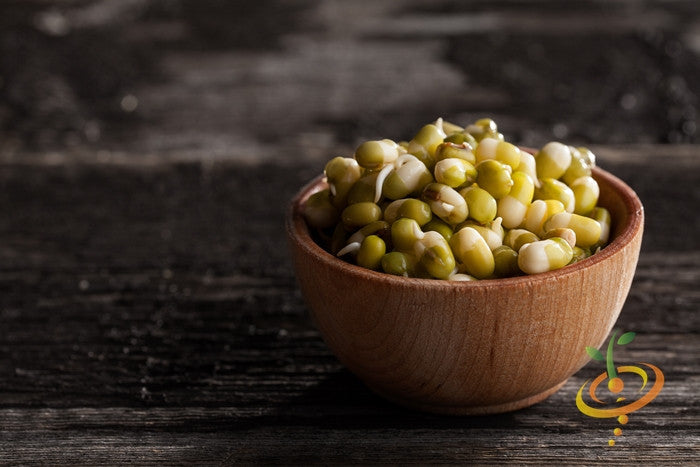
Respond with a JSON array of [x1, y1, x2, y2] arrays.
[[543, 227, 577, 249], [384, 198, 432, 226], [474, 138, 521, 170], [535, 178, 575, 213], [383, 199, 406, 225], [391, 217, 423, 252], [345, 220, 391, 247], [421, 182, 469, 225], [577, 146, 596, 167], [341, 202, 382, 229], [423, 218, 454, 242], [324, 157, 362, 208], [355, 139, 401, 170], [408, 123, 446, 170], [444, 131, 478, 150], [536, 141, 571, 180], [544, 212, 602, 248], [381, 251, 416, 277], [518, 237, 573, 274], [347, 172, 379, 204], [570, 175, 600, 215], [493, 244, 520, 277], [497, 171, 534, 229], [475, 159, 513, 199], [460, 184, 497, 224], [357, 235, 386, 270], [382, 155, 434, 200], [435, 142, 476, 164], [465, 118, 503, 142], [303, 189, 339, 229], [399, 199, 432, 226], [459, 220, 503, 251], [524, 199, 565, 237], [449, 226, 495, 279], [516, 150, 538, 189], [561, 147, 592, 185], [503, 228, 539, 252], [415, 231, 456, 279], [469, 118, 497, 133], [434, 158, 477, 188]]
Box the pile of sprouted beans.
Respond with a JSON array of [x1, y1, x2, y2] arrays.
[[303, 118, 610, 280]]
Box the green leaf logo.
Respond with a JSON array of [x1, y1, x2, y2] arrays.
[[617, 332, 636, 346], [586, 346, 605, 361]]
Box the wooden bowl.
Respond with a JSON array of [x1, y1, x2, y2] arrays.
[[286, 166, 644, 415]]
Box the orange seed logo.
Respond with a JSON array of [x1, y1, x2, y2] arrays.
[[576, 330, 664, 446]]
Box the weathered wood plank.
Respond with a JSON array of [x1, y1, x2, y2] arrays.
[[2, 0, 700, 160], [0, 150, 696, 464]]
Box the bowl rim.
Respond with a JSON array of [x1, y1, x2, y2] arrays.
[[287, 165, 644, 289]]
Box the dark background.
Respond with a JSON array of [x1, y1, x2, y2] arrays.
[[1, 0, 699, 160]]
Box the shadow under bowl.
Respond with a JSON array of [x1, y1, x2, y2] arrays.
[[286, 166, 644, 415]]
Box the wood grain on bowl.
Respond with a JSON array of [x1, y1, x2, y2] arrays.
[[286, 167, 643, 415]]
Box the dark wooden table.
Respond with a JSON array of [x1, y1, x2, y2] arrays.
[[1, 0, 699, 464], [0, 145, 697, 465]]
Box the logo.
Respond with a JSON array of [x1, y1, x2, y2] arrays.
[[576, 330, 664, 446]]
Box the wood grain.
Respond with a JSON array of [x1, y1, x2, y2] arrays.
[[0, 149, 696, 464]]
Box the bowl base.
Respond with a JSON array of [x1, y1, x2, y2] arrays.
[[375, 380, 568, 416]]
